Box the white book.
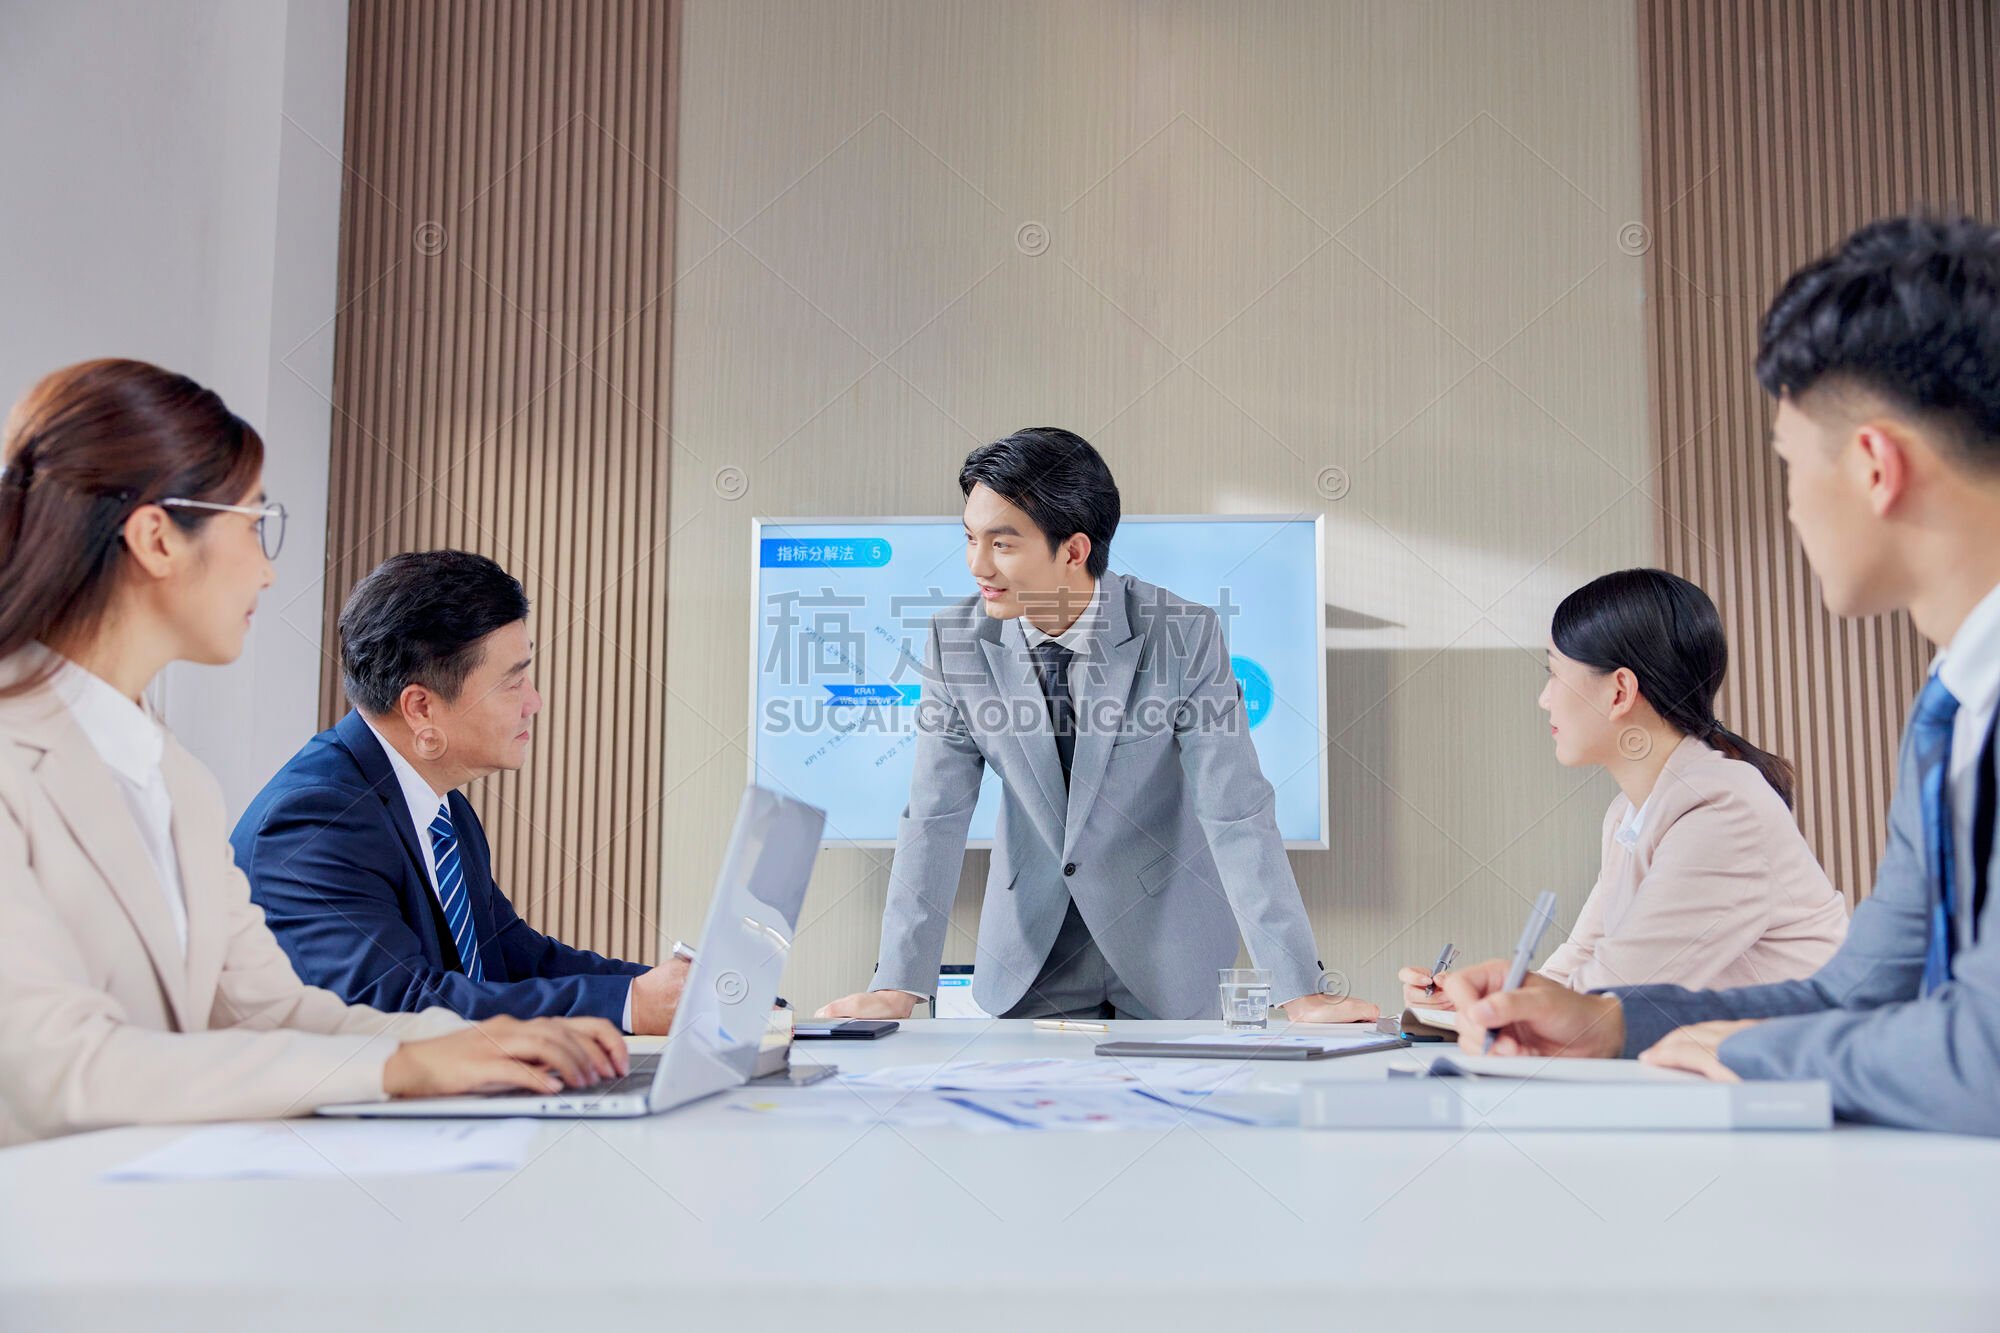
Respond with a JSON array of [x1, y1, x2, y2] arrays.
[[1301, 1058, 1831, 1131]]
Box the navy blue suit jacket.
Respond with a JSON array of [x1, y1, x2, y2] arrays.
[[232, 711, 647, 1024]]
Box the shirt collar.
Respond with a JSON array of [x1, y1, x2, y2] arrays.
[[360, 715, 450, 832], [1933, 578, 2000, 719], [1020, 580, 1103, 654], [45, 650, 164, 786], [1614, 794, 1650, 849]]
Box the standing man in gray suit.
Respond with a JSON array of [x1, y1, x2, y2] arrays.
[[1443, 214, 2000, 1135], [817, 428, 1373, 1024]]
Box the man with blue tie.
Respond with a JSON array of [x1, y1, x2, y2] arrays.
[[1440, 214, 2000, 1135], [233, 552, 688, 1032]]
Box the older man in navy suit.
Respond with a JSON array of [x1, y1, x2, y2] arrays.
[[233, 551, 686, 1032]]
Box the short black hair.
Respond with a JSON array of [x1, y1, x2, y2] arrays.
[[339, 550, 530, 715], [958, 427, 1120, 578], [1755, 213, 2000, 465]]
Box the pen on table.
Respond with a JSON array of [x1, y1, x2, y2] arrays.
[[1423, 942, 1459, 997], [1481, 891, 1559, 1055], [1033, 1019, 1110, 1033]]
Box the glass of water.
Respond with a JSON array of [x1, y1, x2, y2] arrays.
[[1218, 968, 1273, 1030]]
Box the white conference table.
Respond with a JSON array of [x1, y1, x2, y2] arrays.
[[3, 1018, 1997, 1331]]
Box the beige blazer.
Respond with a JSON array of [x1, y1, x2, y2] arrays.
[[0, 674, 465, 1147], [1540, 736, 1849, 993]]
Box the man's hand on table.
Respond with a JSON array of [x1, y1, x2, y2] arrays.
[[1639, 1019, 1761, 1081], [815, 989, 920, 1020], [1280, 993, 1380, 1024]]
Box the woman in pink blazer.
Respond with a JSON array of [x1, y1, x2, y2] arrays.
[[0, 360, 628, 1146], [1403, 569, 1848, 1006]]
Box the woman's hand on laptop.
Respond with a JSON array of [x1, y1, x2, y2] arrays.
[[384, 1016, 630, 1098], [815, 989, 919, 1019]]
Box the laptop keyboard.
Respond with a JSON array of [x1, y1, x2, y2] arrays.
[[485, 1054, 658, 1102]]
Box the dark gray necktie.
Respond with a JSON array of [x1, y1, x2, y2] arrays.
[[1030, 640, 1076, 786]]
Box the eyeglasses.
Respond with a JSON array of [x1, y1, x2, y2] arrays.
[[159, 497, 289, 560]]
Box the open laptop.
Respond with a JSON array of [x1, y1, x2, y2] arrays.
[[318, 785, 825, 1119]]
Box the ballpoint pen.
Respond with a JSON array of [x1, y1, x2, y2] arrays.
[[1033, 1019, 1110, 1033], [1423, 942, 1459, 997], [1482, 891, 1559, 1054]]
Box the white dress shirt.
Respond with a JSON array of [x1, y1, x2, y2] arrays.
[[889, 582, 1103, 1005], [1019, 579, 1103, 655], [1613, 794, 1650, 850], [1933, 578, 2000, 919], [360, 716, 450, 892], [49, 655, 188, 957], [359, 716, 635, 1031]]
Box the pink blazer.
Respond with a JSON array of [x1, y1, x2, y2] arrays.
[[0, 670, 466, 1146], [1540, 736, 1849, 993]]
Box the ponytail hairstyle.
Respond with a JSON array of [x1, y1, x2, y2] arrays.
[[1550, 568, 1798, 808], [0, 359, 264, 696]]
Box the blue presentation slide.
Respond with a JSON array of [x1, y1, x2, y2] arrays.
[[750, 517, 1325, 844]]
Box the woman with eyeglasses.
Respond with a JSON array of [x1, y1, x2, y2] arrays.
[[0, 359, 627, 1145]]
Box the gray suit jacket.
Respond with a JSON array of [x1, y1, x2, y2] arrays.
[[1613, 706, 2000, 1135], [868, 571, 1327, 1018]]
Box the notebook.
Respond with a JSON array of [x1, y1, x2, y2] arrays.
[[1095, 1031, 1409, 1062]]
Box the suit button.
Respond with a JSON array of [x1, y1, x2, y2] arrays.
[[1063, 862, 1077, 877]]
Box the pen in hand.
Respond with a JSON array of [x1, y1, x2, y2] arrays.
[[1482, 891, 1559, 1055], [1423, 943, 1459, 997]]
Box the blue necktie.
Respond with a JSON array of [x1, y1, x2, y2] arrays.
[[1911, 674, 1962, 995], [428, 801, 485, 982]]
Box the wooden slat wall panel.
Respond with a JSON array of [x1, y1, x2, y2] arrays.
[[322, 0, 680, 962], [1638, 0, 2000, 903]]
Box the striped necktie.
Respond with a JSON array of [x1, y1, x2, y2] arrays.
[[428, 801, 485, 981], [1911, 673, 1962, 995]]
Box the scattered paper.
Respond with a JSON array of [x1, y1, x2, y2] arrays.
[[941, 1088, 1288, 1131], [1278, 1022, 1387, 1032], [726, 1086, 1288, 1132], [104, 1119, 542, 1182], [727, 1092, 971, 1129], [839, 1058, 1241, 1093]]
